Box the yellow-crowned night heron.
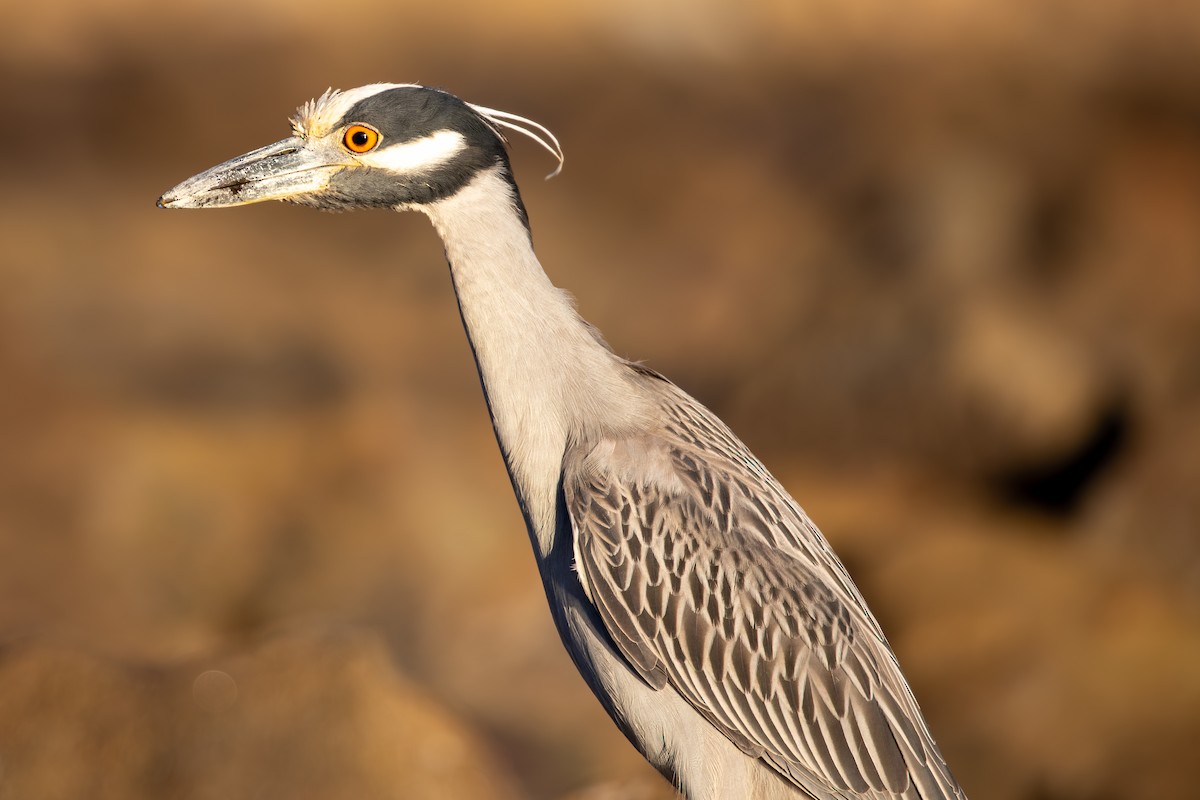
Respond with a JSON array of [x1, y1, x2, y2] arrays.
[[158, 84, 967, 800]]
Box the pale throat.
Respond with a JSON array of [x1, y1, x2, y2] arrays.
[[421, 166, 647, 554]]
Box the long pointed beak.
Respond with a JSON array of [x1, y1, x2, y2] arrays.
[[157, 137, 338, 209]]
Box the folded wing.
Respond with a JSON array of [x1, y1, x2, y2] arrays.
[[564, 404, 963, 800]]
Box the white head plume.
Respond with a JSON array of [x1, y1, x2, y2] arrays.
[[466, 102, 565, 179]]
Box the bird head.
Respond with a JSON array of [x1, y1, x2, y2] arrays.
[[158, 84, 562, 212]]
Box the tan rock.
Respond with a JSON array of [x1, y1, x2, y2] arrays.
[[0, 630, 523, 800]]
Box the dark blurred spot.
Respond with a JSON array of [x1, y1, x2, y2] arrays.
[[1027, 780, 1118, 800], [773, 78, 864, 189], [1092, 56, 1200, 133], [1023, 181, 1084, 279], [993, 399, 1131, 517], [839, 178, 920, 277], [132, 339, 348, 414]]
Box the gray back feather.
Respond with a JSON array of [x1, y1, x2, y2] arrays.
[[564, 370, 965, 800]]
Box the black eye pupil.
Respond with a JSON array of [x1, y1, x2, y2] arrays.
[[351, 130, 370, 147]]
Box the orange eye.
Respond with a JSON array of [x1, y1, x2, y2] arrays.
[[343, 124, 380, 153]]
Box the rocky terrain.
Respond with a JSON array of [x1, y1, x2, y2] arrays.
[[0, 2, 1198, 798]]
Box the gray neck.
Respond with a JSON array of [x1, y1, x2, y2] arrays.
[[421, 166, 649, 556]]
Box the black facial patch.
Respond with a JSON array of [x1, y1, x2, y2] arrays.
[[340, 87, 502, 153], [315, 86, 529, 226], [334, 88, 502, 194]]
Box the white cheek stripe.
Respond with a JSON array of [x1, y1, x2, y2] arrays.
[[357, 130, 468, 173]]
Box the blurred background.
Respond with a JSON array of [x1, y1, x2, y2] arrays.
[[1, 1, 1199, 798]]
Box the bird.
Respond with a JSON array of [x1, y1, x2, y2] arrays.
[[158, 83, 967, 800]]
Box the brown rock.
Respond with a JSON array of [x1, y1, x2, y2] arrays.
[[0, 630, 523, 800]]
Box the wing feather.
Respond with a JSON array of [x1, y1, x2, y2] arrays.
[[563, 382, 965, 799]]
